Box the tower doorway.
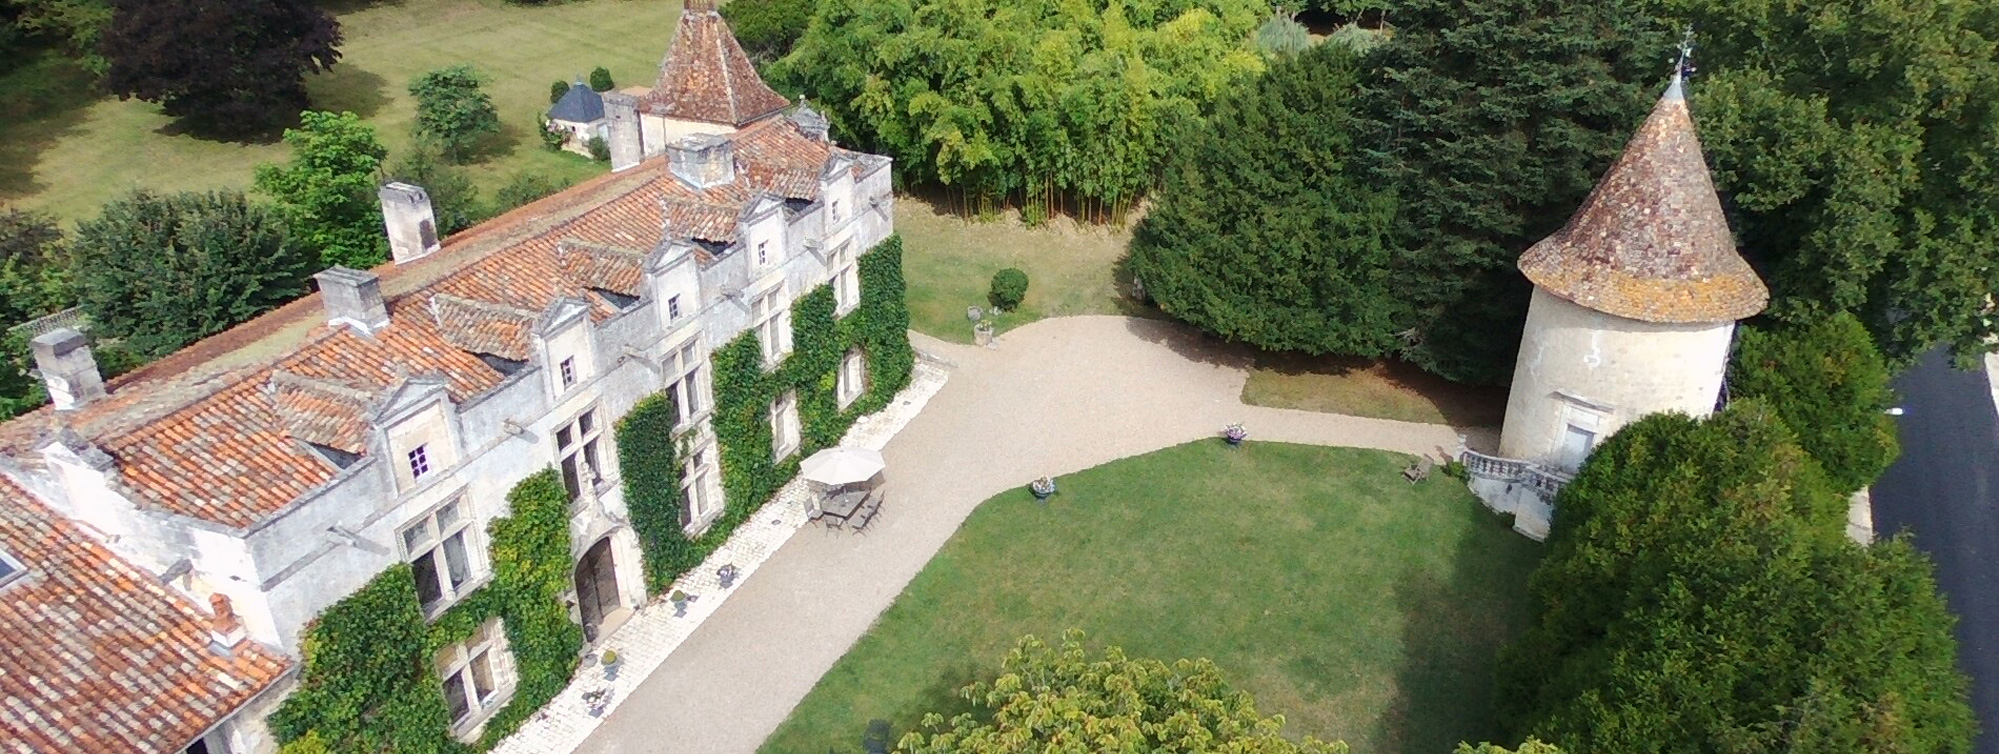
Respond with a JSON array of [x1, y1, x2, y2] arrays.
[[1559, 424, 1597, 471], [574, 537, 623, 642]]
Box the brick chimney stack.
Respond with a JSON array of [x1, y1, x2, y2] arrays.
[[208, 593, 247, 649]]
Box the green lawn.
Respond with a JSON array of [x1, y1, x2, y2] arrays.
[[896, 201, 1151, 343], [1, 0, 681, 224], [761, 441, 1542, 754], [1243, 353, 1510, 428]]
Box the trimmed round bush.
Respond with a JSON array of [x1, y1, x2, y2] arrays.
[[549, 80, 569, 104], [990, 268, 1029, 310]]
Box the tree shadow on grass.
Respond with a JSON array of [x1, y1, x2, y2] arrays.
[[1254, 351, 1509, 429], [0, 53, 99, 201], [826, 658, 985, 754], [1384, 501, 1539, 754], [307, 62, 392, 119]]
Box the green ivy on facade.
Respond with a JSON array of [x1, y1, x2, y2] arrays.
[[270, 470, 583, 754], [618, 234, 913, 596]]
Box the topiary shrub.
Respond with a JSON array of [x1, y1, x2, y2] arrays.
[[549, 80, 569, 104], [588, 66, 614, 92], [989, 268, 1028, 310]]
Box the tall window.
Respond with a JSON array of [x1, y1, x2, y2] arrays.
[[756, 240, 770, 267], [770, 390, 800, 460], [403, 499, 475, 611], [556, 408, 604, 501], [667, 295, 683, 322], [837, 349, 867, 409], [831, 199, 842, 222], [558, 357, 577, 388], [751, 287, 791, 366], [665, 341, 704, 427], [832, 243, 859, 315], [437, 619, 511, 730], [680, 444, 716, 530]]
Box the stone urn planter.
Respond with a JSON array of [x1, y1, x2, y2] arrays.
[[974, 320, 995, 347], [717, 563, 740, 589], [1223, 423, 1248, 447], [600, 650, 622, 680], [583, 688, 612, 717], [670, 590, 695, 617], [1029, 475, 1057, 501]]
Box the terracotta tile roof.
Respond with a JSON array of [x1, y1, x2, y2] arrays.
[[1518, 77, 1768, 324], [640, 3, 790, 127], [0, 479, 291, 754], [0, 116, 877, 530]]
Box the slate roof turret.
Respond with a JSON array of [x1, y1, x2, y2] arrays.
[[1516, 76, 1768, 324], [549, 79, 606, 124]]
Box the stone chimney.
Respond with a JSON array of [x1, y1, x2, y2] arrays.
[[603, 91, 645, 172], [30, 328, 105, 410], [379, 182, 441, 263], [667, 134, 736, 190], [314, 267, 391, 335], [208, 593, 247, 649], [791, 99, 830, 142]]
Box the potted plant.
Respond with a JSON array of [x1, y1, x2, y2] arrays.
[[717, 563, 740, 589], [1029, 476, 1057, 501], [670, 590, 694, 616], [600, 649, 622, 679], [1223, 423, 1248, 447]]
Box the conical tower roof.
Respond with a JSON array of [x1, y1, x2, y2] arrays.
[[1517, 77, 1767, 323], [640, 0, 791, 127]]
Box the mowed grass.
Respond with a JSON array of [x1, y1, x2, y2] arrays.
[[760, 441, 1542, 754], [896, 200, 1150, 343], [0, 0, 681, 223], [1244, 353, 1510, 428]]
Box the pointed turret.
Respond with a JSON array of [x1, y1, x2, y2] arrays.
[[640, 0, 791, 128], [1516, 76, 1767, 324]]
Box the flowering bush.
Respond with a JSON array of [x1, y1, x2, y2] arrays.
[[1224, 423, 1248, 443]]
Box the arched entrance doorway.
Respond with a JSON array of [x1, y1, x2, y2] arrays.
[[574, 537, 623, 642]]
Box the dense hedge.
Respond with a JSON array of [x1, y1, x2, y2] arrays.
[[619, 234, 913, 596], [272, 470, 584, 754]]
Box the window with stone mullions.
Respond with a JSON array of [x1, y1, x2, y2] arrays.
[[403, 499, 474, 611], [664, 341, 704, 427], [832, 243, 859, 314], [751, 287, 791, 365], [557, 408, 604, 501], [437, 618, 510, 729], [680, 444, 717, 529]]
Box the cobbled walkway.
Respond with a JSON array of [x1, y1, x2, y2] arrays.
[[544, 316, 1492, 754]]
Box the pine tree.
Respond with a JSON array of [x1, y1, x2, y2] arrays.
[[1130, 43, 1402, 357]]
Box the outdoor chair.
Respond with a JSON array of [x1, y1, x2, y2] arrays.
[[1403, 456, 1434, 483]]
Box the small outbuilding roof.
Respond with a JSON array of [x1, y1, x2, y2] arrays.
[[1517, 76, 1768, 324], [549, 80, 606, 124]]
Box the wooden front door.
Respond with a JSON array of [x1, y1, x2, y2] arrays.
[[575, 538, 622, 641]]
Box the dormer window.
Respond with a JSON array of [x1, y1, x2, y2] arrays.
[[756, 241, 770, 267], [668, 295, 683, 322], [832, 200, 841, 221], [559, 357, 577, 388], [407, 444, 432, 480]]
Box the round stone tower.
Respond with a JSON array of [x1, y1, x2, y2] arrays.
[[1497, 75, 1768, 470]]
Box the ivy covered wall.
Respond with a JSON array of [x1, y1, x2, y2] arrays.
[[616, 234, 913, 596], [269, 470, 584, 754]]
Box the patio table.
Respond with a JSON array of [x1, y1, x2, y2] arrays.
[[815, 488, 870, 522]]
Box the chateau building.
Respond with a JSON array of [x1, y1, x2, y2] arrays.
[[1467, 73, 1769, 538], [0, 8, 891, 754]]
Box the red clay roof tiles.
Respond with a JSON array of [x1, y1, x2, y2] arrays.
[[0, 479, 291, 754], [1517, 78, 1768, 324], [640, 3, 791, 127]]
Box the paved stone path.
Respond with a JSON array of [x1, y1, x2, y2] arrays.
[[574, 315, 1492, 754]]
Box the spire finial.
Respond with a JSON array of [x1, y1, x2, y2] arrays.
[[1665, 25, 1695, 101]]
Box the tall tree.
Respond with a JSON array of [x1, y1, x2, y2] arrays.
[[254, 111, 389, 269], [775, 0, 1269, 215], [1498, 404, 1973, 754], [8, 0, 112, 73], [1660, 0, 1999, 366], [408, 65, 500, 163], [69, 191, 316, 356], [719, 0, 816, 63], [98, 0, 341, 135], [897, 632, 1348, 754], [0, 208, 68, 326], [1351, 0, 1676, 383], [1129, 43, 1401, 357], [1731, 313, 1900, 494]]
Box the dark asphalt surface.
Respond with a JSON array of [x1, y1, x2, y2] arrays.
[[1870, 348, 1999, 754]]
